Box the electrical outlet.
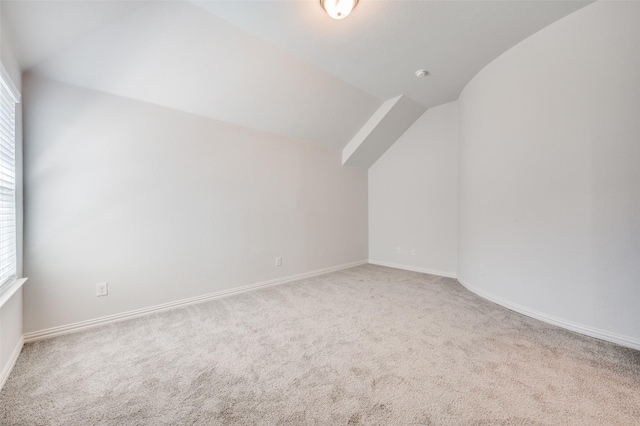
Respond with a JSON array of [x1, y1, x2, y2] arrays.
[[96, 282, 108, 297], [275, 257, 282, 267], [480, 265, 486, 276], [396, 247, 401, 254], [411, 249, 416, 256]]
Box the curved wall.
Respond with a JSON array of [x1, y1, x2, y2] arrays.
[[458, 1, 640, 347]]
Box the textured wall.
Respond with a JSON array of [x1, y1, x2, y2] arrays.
[[369, 102, 458, 277], [458, 1, 640, 342], [22, 76, 368, 333]]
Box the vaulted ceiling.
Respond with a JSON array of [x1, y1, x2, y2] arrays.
[[1, 0, 591, 150]]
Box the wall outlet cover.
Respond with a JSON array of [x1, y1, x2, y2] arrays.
[[96, 282, 108, 297]]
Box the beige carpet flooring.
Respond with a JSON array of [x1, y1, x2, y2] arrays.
[[1, 264, 639, 425]]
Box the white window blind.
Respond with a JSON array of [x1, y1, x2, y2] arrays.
[[0, 68, 19, 290]]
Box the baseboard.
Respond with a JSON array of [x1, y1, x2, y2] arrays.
[[457, 277, 640, 352], [24, 260, 368, 343], [368, 260, 457, 279], [0, 335, 24, 391]]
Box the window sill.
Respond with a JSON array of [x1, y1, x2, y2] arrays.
[[0, 278, 28, 309]]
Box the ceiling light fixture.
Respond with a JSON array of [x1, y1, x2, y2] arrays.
[[415, 69, 429, 77], [320, 0, 358, 20]]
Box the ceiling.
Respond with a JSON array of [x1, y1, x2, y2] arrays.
[[1, 0, 591, 149]]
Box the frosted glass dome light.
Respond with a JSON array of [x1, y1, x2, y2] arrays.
[[320, 0, 358, 20]]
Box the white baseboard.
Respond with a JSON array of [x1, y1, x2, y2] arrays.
[[24, 260, 368, 343], [0, 335, 24, 391], [368, 260, 457, 279], [457, 277, 640, 351]]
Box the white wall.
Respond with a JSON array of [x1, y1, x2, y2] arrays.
[[22, 75, 368, 333], [0, 28, 24, 387], [458, 1, 640, 344], [369, 102, 458, 277]]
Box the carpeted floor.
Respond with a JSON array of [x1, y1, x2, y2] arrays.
[[1, 264, 639, 425]]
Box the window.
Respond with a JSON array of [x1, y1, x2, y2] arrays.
[[0, 66, 20, 290]]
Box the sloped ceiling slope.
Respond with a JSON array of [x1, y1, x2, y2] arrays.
[[1, 0, 591, 149], [4, 1, 379, 148], [0, 0, 149, 70]]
